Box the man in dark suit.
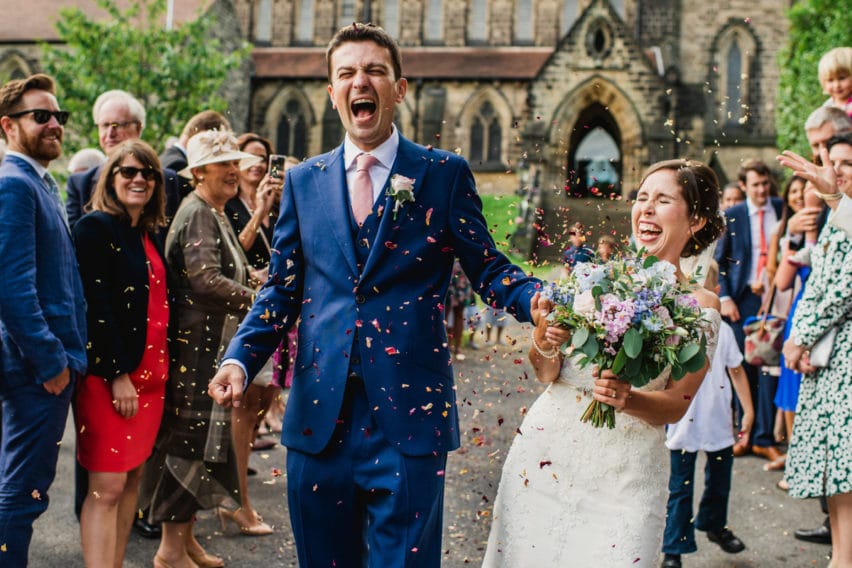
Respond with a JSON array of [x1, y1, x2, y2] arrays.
[[159, 109, 231, 200], [209, 23, 541, 566], [65, 90, 181, 226], [715, 159, 785, 465], [0, 73, 87, 567]]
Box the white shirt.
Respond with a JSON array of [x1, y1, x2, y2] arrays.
[[343, 126, 399, 205], [745, 198, 778, 285], [666, 321, 744, 452], [829, 194, 852, 238]]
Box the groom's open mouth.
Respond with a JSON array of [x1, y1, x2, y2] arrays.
[[351, 97, 377, 121]]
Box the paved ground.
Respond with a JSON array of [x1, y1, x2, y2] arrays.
[[31, 320, 830, 567]]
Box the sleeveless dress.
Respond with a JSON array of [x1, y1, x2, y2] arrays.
[[483, 309, 720, 568], [75, 234, 170, 472]]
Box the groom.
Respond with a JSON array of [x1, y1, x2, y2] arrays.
[[209, 23, 540, 566]]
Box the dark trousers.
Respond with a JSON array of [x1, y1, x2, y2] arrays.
[[286, 377, 447, 568], [0, 381, 73, 567], [727, 291, 777, 448], [663, 446, 734, 555]]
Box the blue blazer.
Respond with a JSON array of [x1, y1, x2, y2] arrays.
[[223, 136, 539, 456], [714, 197, 783, 303], [65, 164, 182, 227], [0, 155, 87, 389]]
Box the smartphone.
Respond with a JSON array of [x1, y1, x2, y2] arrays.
[[269, 154, 286, 179]]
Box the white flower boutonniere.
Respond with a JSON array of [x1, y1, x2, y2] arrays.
[[387, 174, 416, 220]]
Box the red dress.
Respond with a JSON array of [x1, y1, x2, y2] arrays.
[[76, 234, 169, 472]]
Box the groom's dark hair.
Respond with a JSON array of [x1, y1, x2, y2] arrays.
[[326, 23, 403, 81]]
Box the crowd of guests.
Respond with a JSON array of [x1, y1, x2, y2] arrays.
[[0, 30, 849, 568], [0, 69, 298, 566]]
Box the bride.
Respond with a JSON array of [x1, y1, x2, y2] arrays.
[[483, 160, 726, 567]]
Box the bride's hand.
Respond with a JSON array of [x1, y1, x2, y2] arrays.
[[592, 367, 631, 411], [530, 293, 570, 349]]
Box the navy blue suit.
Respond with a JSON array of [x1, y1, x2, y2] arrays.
[[65, 163, 182, 227], [0, 154, 87, 566], [714, 197, 783, 448], [222, 136, 539, 566]]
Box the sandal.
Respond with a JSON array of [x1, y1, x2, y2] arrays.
[[763, 456, 786, 471], [776, 479, 789, 491]]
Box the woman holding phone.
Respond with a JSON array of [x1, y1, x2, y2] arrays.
[[219, 133, 282, 536]]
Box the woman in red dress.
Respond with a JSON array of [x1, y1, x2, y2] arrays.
[[73, 139, 170, 568]]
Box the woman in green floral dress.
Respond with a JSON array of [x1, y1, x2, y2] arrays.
[[781, 133, 852, 568]]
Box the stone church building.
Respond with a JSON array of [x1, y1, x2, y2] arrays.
[[1, 0, 791, 252]]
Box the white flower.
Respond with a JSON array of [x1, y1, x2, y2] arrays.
[[387, 174, 415, 219], [572, 290, 596, 317]]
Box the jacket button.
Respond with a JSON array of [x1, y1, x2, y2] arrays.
[[355, 294, 366, 304]]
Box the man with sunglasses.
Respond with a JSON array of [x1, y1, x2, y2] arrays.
[[65, 89, 181, 227], [0, 73, 87, 567]]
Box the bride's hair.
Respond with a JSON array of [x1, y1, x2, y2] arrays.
[[640, 159, 725, 258]]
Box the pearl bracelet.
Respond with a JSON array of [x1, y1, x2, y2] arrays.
[[813, 190, 843, 201], [531, 332, 560, 359]]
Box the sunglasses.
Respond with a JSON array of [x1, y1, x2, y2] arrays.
[[6, 108, 70, 125], [113, 166, 159, 181]]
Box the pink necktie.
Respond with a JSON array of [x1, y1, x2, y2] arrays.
[[757, 208, 767, 280], [351, 153, 378, 226]]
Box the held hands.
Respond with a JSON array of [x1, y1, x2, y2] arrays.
[[592, 367, 631, 411], [208, 364, 247, 408], [42, 367, 70, 395], [111, 374, 139, 418]]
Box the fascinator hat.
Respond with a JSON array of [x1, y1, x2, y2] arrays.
[[178, 129, 262, 178]]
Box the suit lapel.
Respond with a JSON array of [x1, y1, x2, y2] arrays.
[[315, 147, 359, 276], [360, 137, 430, 280]]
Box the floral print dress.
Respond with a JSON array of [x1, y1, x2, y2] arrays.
[[785, 224, 852, 499]]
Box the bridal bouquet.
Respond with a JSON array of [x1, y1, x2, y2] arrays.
[[541, 254, 709, 428]]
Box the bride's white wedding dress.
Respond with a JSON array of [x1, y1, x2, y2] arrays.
[[483, 309, 720, 568]]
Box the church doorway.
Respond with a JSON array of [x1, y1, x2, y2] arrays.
[[566, 103, 622, 198]]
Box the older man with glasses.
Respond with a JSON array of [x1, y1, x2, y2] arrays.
[[65, 90, 181, 227]]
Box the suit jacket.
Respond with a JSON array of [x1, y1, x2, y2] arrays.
[[0, 155, 87, 389], [65, 163, 182, 227], [223, 136, 539, 456], [714, 197, 783, 304], [73, 211, 170, 380], [159, 144, 192, 200]]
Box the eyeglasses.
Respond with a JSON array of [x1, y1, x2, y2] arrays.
[[113, 166, 158, 181], [98, 121, 139, 132], [6, 109, 70, 125]]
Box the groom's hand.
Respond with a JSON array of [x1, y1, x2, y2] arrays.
[[209, 364, 246, 408]]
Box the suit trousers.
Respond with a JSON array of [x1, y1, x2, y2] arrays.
[[727, 290, 777, 448], [0, 381, 73, 567], [662, 446, 734, 555], [286, 376, 447, 568]]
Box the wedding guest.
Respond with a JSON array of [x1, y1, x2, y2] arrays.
[[782, 132, 852, 568], [595, 234, 619, 261], [721, 182, 745, 211], [484, 159, 724, 566], [67, 147, 105, 174], [483, 305, 509, 346], [661, 261, 754, 568], [73, 140, 170, 567], [818, 47, 852, 117], [219, 132, 283, 537], [159, 110, 231, 200], [139, 129, 261, 568], [714, 159, 785, 468], [209, 23, 540, 567], [561, 221, 594, 274], [447, 260, 476, 361], [0, 73, 87, 567]]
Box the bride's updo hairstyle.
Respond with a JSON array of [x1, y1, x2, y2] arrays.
[[639, 159, 725, 258]]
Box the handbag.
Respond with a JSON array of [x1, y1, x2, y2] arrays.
[[808, 327, 837, 368], [742, 285, 786, 367]]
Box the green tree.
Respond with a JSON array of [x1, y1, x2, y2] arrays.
[[41, 0, 250, 153], [776, 0, 852, 156]]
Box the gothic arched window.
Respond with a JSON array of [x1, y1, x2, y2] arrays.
[[424, 0, 443, 43], [296, 0, 315, 44], [277, 99, 308, 160], [561, 0, 579, 36], [383, 0, 400, 38], [713, 26, 757, 129], [515, 0, 533, 44], [470, 101, 502, 166], [469, 0, 487, 43]]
